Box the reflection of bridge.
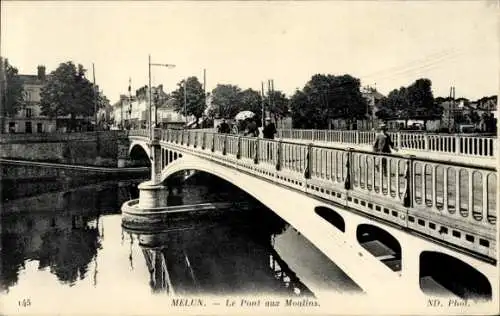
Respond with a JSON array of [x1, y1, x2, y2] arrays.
[[127, 224, 316, 297], [125, 128, 497, 303]]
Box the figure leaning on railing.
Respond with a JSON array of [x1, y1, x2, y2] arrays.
[[373, 124, 398, 174]]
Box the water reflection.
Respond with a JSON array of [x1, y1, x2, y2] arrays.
[[0, 180, 141, 293], [1, 212, 103, 291], [1, 171, 361, 300], [124, 207, 315, 297]]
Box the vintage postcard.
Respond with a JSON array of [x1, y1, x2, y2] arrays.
[[0, 1, 498, 315]]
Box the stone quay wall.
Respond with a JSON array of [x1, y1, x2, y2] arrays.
[[0, 131, 132, 167]]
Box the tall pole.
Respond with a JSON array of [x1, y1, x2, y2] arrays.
[[92, 63, 100, 153], [184, 79, 187, 125], [128, 77, 132, 129], [93, 63, 97, 128], [148, 54, 152, 139], [261, 82, 265, 127], [0, 57, 5, 134]]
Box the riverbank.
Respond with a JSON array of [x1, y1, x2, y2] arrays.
[[0, 158, 150, 201]]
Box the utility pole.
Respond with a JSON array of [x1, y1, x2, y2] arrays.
[[148, 54, 152, 139], [92, 63, 100, 154], [92, 63, 97, 128], [184, 78, 187, 126], [128, 77, 132, 129], [261, 81, 265, 127], [0, 57, 5, 134]]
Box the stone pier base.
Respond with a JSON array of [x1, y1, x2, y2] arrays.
[[138, 181, 168, 209]]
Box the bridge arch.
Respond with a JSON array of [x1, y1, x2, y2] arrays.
[[419, 251, 492, 300], [314, 206, 345, 232], [356, 224, 402, 272], [129, 143, 151, 166]]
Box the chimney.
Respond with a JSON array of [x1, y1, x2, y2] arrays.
[[37, 65, 46, 81]]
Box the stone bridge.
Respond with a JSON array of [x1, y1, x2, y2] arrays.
[[124, 128, 498, 306]]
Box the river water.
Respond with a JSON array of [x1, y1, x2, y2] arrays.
[[0, 170, 361, 313]]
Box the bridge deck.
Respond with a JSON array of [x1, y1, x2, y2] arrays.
[[279, 138, 497, 167]]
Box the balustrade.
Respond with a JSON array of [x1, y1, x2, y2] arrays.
[[131, 128, 497, 260], [277, 129, 497, 158]]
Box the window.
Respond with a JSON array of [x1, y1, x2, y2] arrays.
[[37, 123, 43, 133], [25, 122, 32, 133], [26, 108, 32, 117], [8, 122, 16, 133]]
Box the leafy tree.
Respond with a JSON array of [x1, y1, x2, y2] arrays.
[[376, 88, 409, 122], [239, 88, 262, 125], [265, 90, 289, 123], [290, 89, 326, 128], [171, 76, 206, 126], [292, 74, 367, 128], [40, 62, 99, 129], [210, 84, 242, 119], [1, 58, 25, 118], [407, 78, 440, 127], [468, 110, 480, 125]]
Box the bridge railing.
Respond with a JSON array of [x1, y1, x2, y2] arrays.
[[139, 128, 497, 260], [277, 129, 497, 158]]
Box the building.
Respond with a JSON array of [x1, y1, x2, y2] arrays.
[[112, 84, 187, 130], [4, 65, 57, 133]]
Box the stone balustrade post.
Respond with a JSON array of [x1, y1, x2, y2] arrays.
[[236, 136, 241, 159], [403, 154, 415, 207], [223, 135, 228, 155], [253, 138, 260, 164], [202, 133, 206, 150], [304, 143, 312, 179], [276, 140, 283, 171], [455, 136, 461, 155], [344, 148, 353, 190]]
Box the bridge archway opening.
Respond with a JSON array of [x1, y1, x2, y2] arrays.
[[314, 206, 345, 232], [356, 224, 401, 272], [129, 145, 151, 167], [419, 251, 492, 300]]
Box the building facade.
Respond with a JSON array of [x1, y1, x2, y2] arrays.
[[111, 84, 187, 130], [4, 66, 57, 133]]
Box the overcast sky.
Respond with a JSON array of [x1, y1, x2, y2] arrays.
[[2, 1, 498, 103]]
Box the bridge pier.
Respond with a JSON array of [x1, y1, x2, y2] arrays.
[[137, 180, 169, 209]]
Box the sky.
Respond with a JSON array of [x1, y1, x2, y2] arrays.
[[2, 1, 498, 104]]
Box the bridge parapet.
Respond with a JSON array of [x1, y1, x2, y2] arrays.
[[131, 128, 497, 261], [278, 129, 497, 158]]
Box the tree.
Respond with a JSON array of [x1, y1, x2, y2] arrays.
[[210, 84, 242, 119], [40, 62, 99, 130], [265, 90, 289, 123], [290, 89, 325, 128], [1, 58, 25, 118], [171, 76, 206, 126], [468, 110, 480, 125], [239, 88, 262, 125], [407, 78, 440, 128], [376, 88, 409, 122], [292, 74, 367, 129]]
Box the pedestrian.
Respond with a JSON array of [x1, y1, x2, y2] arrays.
[[263, 118, 277, 160], [373, 124, 397, 174], [246, 119, 258, 137], [263, 118, 277, 139], [219, 119, 230, 134]]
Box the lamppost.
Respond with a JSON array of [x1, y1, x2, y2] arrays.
[[148, 54, 175, 140]]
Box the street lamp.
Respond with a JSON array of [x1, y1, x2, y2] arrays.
[[148, 54, 175, 139]]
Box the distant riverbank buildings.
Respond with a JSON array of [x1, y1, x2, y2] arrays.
[[1, 63, 95, 133], [109, 84, 188, 130]]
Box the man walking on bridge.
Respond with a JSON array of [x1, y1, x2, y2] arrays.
[[373, 124, 397, 174]]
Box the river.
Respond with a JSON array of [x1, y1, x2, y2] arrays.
[[0, 169, 361, 313]]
